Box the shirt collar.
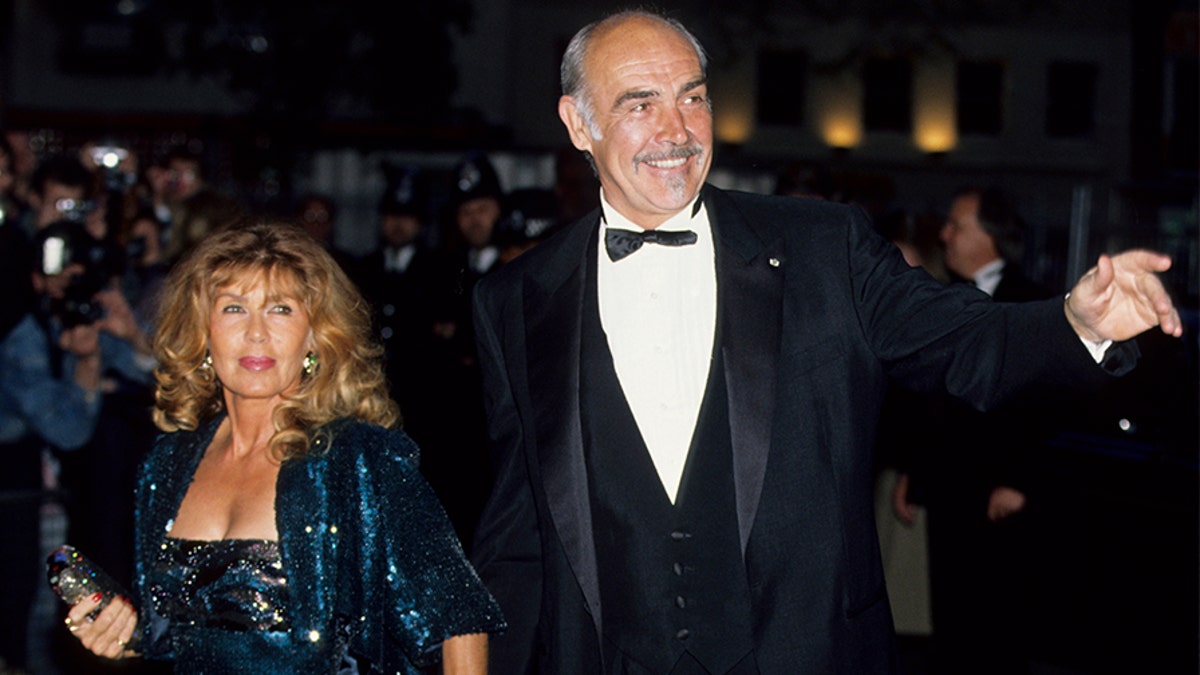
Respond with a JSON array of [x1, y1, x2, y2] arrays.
[[596, 189, 713, 268], [385, 244, 415, 273], [972, 258, 1006, 297], [469, 245, 499, 274]]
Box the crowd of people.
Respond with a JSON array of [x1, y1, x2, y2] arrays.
[[0, 7, 1194, 675], [0, 128, 586, 672]]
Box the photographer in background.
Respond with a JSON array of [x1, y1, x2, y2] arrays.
[[0, 220, 153, 672], [23, 154, 95, 233], [81, 140, 139, 240], [116, 207, 168, 329], [142, 144, 208, 251]]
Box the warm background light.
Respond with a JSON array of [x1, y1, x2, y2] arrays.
[[915, 123, 956, 153], [713, 61, 756, 145], [822, 116, 862, 149], [813, 73, 863, 149], [914, 58, 957, 153], [716, 107, 754, 144]]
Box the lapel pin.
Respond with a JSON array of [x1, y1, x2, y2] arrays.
[[768, 257, 781, 268]]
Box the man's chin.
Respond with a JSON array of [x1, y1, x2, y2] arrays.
[[658, 177, 700, 209]]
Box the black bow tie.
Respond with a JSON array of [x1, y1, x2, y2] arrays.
[[605, 228, 698, 261]]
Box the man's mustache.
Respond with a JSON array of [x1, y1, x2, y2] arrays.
[[635, 145, 704, 164]]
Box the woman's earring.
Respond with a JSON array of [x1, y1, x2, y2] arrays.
[[201, 353, 213, 369], [303, 352, 318, 376]]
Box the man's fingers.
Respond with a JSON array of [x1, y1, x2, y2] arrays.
[[1112, 248, 1171, 270], [1160, 305, 1183, 337], [1129, 249, 1173, 273], [1091, 253, 1114, 290], [1129, 258, 1183, 337]]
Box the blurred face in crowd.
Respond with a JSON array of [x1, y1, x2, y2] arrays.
[[32, 180, 87, 229], [299, 199, 335, 245], [207, 271, 314, 409], [381, 213, 422, 248], [559, 16, 712, 229], [456, 197, 500, 249], [167, 157, 203, 202], [941, 192, 999, 278]]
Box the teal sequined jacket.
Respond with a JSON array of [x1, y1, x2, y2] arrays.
[[133, 415, 505, 673]]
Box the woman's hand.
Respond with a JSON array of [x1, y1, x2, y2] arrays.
[[66, 593, 139, 660], [95, 286, 153, 356]]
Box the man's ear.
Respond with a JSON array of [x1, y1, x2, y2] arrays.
[[558, 96, 594, 154]]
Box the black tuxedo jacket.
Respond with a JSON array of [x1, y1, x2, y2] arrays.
[[469, 186, 1102, 673]]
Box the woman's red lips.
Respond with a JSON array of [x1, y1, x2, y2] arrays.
[[239, 356, 275, 370]]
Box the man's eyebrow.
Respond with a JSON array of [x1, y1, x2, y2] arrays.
[[610, 77, 708, 111], [612, 88, 659, 110]]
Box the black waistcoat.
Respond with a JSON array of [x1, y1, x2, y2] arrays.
[[580, 246, 754, 674]]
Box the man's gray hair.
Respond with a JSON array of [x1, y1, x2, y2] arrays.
[[560, 10, 709, 138]]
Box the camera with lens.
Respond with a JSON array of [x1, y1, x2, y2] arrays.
[[54, 197, 99, 224], [90, 145, 136, 194], [33, 220, 125, 328]]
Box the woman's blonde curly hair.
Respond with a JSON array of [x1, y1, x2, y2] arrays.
[[152, 221, 399, 461]]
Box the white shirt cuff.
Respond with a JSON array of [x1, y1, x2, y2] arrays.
[[1080, 336, 1113, 363], [1064, 292, 1112, 363]]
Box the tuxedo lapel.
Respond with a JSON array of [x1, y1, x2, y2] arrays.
[[706, 188, 784, 553], [521, 215, 604, 635]]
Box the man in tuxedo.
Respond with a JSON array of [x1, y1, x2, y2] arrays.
[[940, 186, 1048, 303], [934, 186, 1054, 520], [899, 186, 1058, 673], [468, 10, 1182, 674]]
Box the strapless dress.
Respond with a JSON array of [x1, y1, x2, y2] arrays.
[[148, 537, 345, 674]]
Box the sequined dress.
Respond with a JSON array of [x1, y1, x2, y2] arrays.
[[148, 538, 316, 673], [133, 416, 505, 674]]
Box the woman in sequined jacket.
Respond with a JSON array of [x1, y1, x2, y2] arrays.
[[65, 222, 504, 674]]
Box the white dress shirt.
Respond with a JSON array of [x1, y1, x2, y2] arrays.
[[971, 258, 1005, 297], [597, 193, 716, 503], [385, 244, 416, 274], [469, 246, 499, 274]]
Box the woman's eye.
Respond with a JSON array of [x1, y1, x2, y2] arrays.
[[221, 304, 244, 313], [270, 304, 293, 315]]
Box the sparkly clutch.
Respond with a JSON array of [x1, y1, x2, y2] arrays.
[[46, 545, 132, 616]]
